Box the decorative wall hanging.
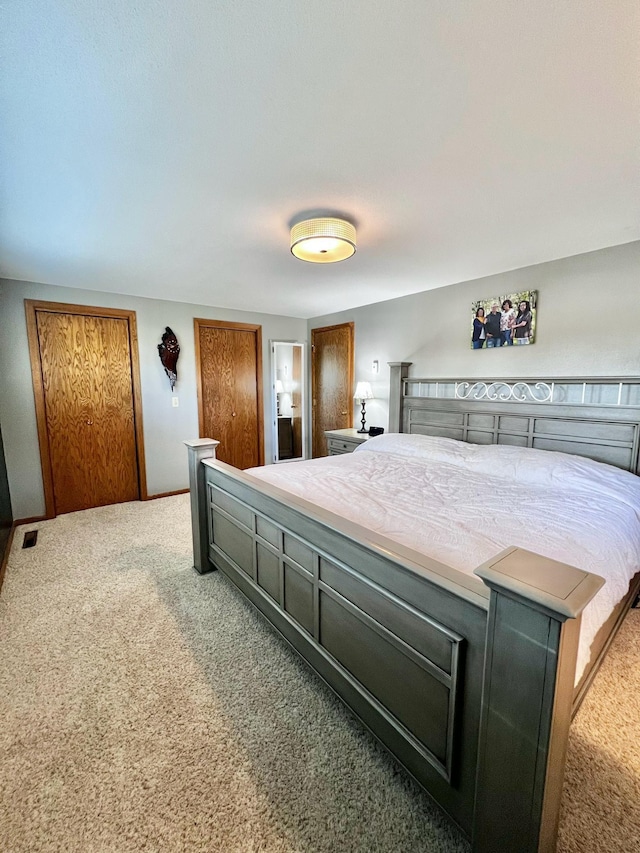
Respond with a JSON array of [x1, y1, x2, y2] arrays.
[[158, 327, 180, 390], [471, 290, 537, 350]]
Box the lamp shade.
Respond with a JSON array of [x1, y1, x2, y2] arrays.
[[353, 381, 374, 401], [290, 217, 356, 263]]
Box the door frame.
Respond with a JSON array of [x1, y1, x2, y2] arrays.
[[25, 300, 148, 518], [194, 318, 265, 466], [311, 321, 355, 457], [270, 340, 307, 463]]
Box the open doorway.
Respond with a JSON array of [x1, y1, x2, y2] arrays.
[[271, 341, 306, 463]]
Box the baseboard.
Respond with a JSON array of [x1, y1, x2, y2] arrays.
[[12, 514, 48, 526], [145, 488, 189, 501]]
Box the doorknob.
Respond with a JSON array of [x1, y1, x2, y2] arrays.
[[341, 411, 348, 415], [231, 412, 237, 417], [86, 419, 94, 426]]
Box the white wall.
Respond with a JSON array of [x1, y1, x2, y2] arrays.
[[0, 280, 307, 518], [309, 242, 640, 431]]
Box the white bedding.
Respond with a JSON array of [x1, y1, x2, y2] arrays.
[[248, 433, 640, 682]]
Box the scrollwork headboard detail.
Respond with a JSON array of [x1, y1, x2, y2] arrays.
[[455, 380, 553, 403], [388, 363, 640, 475]]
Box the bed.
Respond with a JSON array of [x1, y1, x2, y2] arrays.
[[185, 367, 640, 853]]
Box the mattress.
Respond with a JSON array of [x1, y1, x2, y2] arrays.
[[248, 433, 640, 682]]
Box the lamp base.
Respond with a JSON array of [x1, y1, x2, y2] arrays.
[[357, 400, 368, 434], [357, 428, 368, 434]]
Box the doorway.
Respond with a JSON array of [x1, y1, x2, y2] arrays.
[[194, 318, 264, 469], [311, 322, 354, 458], [271, 341, 306, 463], [25, 300, 147, 517]]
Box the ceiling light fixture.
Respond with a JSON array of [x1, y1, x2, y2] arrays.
[[290, 217, 356, 263]]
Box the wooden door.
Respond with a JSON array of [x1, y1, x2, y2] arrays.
[[311, 322, 354, 458], [195, 319, 264, 469], [26, 302, 146, 517]]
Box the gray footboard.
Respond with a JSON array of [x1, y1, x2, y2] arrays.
[[185, 440, 604, 852]]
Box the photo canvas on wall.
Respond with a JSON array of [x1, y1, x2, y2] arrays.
[[471, 290, 537, 350]]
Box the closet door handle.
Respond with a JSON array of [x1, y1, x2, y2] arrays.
[[86, 419, 94, 426], [341, 411, 348, 415], [231, 412, 237, 417]]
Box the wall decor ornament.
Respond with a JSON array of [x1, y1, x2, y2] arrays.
[[471, 290, 537, 350], [158, 327, 180, 390]]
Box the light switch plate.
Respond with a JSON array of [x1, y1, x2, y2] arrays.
[[172, 397, 179, 407]]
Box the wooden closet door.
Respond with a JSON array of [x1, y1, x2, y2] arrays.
[[311, 323, 354, 457], [196, 320, 263, 469], [33, 309, 140, 514]]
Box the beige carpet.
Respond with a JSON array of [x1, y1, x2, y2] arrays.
[[0, 496, 638, 852]]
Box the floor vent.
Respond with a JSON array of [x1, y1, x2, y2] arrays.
[[22, 530, 38, 549]]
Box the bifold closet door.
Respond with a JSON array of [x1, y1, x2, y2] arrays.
[[28, 304, 143, 516]]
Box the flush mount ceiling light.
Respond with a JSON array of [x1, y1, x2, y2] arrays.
[[290, 217, 356, 263]]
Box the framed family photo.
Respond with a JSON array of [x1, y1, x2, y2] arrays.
[[471, 290, 537, 350]]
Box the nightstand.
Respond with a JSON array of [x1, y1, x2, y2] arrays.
[[325, 428, 370, 456]]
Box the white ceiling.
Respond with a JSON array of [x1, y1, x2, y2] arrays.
[[1, 1, 638, 319]]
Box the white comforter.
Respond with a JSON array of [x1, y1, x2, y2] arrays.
[[248, 433, 640, 682]]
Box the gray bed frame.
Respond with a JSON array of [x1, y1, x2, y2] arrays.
[[185, 365, 640, 853]]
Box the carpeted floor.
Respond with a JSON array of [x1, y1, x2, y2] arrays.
[[0, 496, 638, 852]]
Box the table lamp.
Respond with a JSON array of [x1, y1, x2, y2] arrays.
[[354, 381, 374, 433]]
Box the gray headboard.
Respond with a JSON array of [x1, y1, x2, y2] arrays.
[[388, 363, 640, 475]]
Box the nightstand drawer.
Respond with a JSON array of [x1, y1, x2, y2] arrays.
[[325, 429, 370, 456], [327, 437, 360, 454]]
